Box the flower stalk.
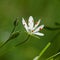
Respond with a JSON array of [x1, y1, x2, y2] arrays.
[[44, 26, 60, 30], [36, 42, 51, 60], [0, 18, 19, 48], [15, 34, 30, 47], [46, 52, 60, 60]]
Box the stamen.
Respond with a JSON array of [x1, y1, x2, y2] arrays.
[[35, 22, 38, 24], [32, 30, 34, 32], [40, 28, 42, 30]]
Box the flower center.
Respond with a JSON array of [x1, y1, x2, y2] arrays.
[[32, 30, 34, 32], [40, 28, 42, 30], [28, 29, 34, 34]]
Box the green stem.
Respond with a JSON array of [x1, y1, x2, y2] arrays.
[[55, 22, 60, 26], [11, 26, 16, 33], [46, 52, 60, 60], [15, 35, 30, 47], [0, 26, 16, 48], [37, 32, 60, 60], [37, 42, 51, 60], [44, 26, 60, 30]]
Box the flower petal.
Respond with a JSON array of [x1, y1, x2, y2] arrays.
[[33, 19, 41, 30], [22, 18, 29, 32], [33, 32, 44, 36], [28, 16, 34, 30], [33, 25, 44, 33]]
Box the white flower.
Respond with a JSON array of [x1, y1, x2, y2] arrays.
[[22, 16, 44, 36]]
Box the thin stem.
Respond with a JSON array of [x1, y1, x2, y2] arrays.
[[15, 35, 30, 47], [37, 42, 51, 60], [0, 26, 16, 48], [0, 38, 10, 48], [37, 32, 60, 60], [44, 26, 60, 30], [46, 52, 60, 60], [55, 22, 60, 26], [11, 26, 16, 33]]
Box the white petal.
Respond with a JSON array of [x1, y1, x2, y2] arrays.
[[22, 18, 29, 32], [33, 32, 44, 36], [33, 19, 41, 30], [28, 16, 34, 30], [33, 25, 44, 33]]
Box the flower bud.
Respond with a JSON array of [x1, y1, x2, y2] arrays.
[[14, 17, 19, 26]]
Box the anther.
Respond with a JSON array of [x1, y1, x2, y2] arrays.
[[40, 28, 42, 30], [32, 30, 34, 32], [35, 22, 38, 24]]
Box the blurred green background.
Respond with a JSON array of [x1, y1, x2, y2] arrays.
[[0, 0, 60, 60]]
